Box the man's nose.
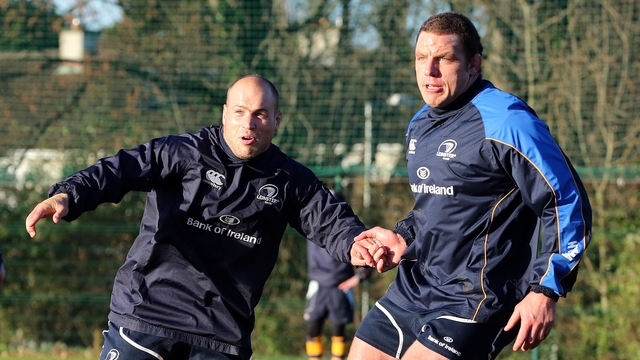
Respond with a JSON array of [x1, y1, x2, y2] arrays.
[[423, 59, 439, 76], [240, 115, 257, 129]]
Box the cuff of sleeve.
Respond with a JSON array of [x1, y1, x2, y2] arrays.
[[49, 183, 75, 200], [529, 284, 560, 302], [48, 183, 78, 221], [392, 227, 413, 247]]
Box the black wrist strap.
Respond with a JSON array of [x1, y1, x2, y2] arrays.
[[530, 284, 560, 302]]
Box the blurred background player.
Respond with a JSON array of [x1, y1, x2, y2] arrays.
[[0, 250, 5, 285], [304, 190, 373, 360]]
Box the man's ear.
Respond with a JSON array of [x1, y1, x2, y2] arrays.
[[274, 110, 282, 131], [469, 53, 482, 75], [221, 104, 227, 125]]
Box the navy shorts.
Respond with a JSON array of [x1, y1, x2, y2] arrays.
[[354, 296, 516, 359], [98, 321, 243, 360], [304, 280, 355, 325]]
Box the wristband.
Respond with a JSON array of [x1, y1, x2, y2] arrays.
[[530, 284, 560, 302]]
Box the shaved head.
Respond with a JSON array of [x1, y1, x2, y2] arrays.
[[227, 74, 280, 111]]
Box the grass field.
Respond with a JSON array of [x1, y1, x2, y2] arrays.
[[0, 351, 307, 360], [0, 355, 307, 360], [1, 358, 306, 360], [0, 354, 306, 360]]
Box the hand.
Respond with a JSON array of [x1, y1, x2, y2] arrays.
[[350, 238, 385, 269], [354, 227, 407, 272], [338, 275, 359, 291], [505, 292, 556, 351], [25, 193, 70, 238]]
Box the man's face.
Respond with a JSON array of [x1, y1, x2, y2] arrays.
[[414, 31, 480, 108], [222, 78, 281, 159]]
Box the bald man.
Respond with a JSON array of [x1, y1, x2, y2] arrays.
[[26, 75, 403, 360]]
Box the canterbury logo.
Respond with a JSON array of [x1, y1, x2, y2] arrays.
[[204, 169, 225, 189], [408, 139, 417, 155]]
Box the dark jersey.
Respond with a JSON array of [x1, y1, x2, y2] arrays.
[[307, 240, 355, 287], [49, 125, 367, 359], [388, 79, 592, 325]]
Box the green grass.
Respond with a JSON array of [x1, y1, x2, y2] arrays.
[[0, 356, 306, 360], [0, 351, 307, 360]]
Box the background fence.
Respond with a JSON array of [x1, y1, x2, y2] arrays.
[[1, 0, 640, 359]]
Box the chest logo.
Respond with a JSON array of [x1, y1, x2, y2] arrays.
[[204, 169, 225, 189], [408, 139, 418, 155], [417, 166, 430, 180], [219, 215, 241, 226], [257, 184, 280, 205], [436, 140, 457, 161]]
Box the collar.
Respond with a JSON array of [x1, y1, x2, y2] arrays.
[[430, 76, 485, 117]]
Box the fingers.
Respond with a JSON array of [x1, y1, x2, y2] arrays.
[[362, 238, 391, 272], [373, 247, 388, 273], [353, 230, 372, 242], [353, 229, 406, 272], [350, 241, 378, 268], [512, 316, 539, 351], [504, 310, 519, 332], [504, 291, 558, 352], [25, 195, 69, 238], [512, 330, 527, 351], [25, 207, 47, 238], [351, 237, 395, 271], [510, 312, 553, 351], [354, 227, 383, 242]]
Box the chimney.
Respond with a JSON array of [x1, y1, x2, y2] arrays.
[[57, 18, 84, 74]]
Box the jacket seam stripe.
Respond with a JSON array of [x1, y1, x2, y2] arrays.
[[473, 187, 517, 320]]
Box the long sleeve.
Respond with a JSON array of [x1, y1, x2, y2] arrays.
[[484, 102, 592, 297]]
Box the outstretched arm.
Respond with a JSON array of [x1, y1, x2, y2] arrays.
[[25, 193, 70, 238]]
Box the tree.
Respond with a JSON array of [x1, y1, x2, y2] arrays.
[[0, 0, 62, 50]]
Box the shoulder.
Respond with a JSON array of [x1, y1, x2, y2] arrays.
[[406, 104, 430, 135], [156, 127, 215, 151], [472, 83, 547, 144], [472, 82, 535, 120], [270, 147, 325, 203], [269, 144, 318, 179]]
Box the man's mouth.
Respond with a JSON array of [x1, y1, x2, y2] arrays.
[[240, 134, 256, 145]]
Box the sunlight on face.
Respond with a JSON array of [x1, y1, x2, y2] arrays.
[[222, 77, 282, 160], [414, 32, 480, 108]]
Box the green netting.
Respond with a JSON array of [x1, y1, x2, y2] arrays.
[[2, 0, 639, 184]]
